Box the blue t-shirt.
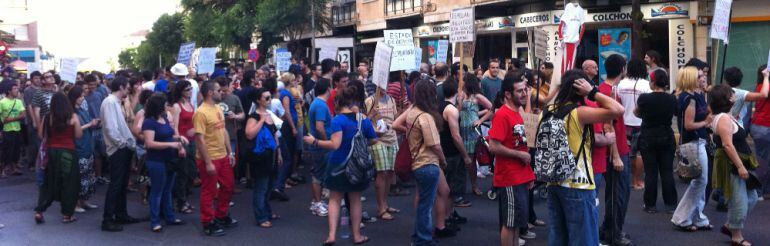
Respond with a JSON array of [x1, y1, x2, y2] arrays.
[[154, 79, 169, 93], [141, 117, 176, 162], [85, 88, 107, 120], [280, 89, 298, 124], [481, 76, 502, 104], [326, 113, 377, 169], [677, 92, 709, 143], [74, 108, 94, 158], [308, 98, 332, 140]]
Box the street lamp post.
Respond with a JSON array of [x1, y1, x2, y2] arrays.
[[311, 0, 316, 63]]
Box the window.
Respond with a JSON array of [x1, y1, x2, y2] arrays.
[[385, 0, 421, 16]]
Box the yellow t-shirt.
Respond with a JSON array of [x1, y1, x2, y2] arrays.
[[548, 106, 595, 190], [194, 103, 228, 160], [406, 108, 441, 171]]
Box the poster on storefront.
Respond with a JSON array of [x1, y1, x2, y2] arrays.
[[436, 40, 449, 64], [668, 18, 693, 91], [373, 42, 393, 89], [318, 46, 337, 62], [542, 25, 563, 91], [534, 28, 548, 60], [177, 42, 196, 65], [450, 7, 475, 43], [59, 58, 79, 83], [414, 48, 422, 71], [428, 40, 438, 64], [597, 28, 631, 81], [275, 48, 292, 72], [710, 0, 732, 44], [196, 47, 217, 75]]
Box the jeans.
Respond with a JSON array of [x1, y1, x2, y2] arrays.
[[196, 157, 234, 225], [671, 139, 710, 227], [640, 134, 678, 208], [749, 124, 770, 196], [146, 160, 177, 228], [412, 164, 440, 246], [601, 154, 631, 241], [547, 186, 599, 246], [726, 174, 758, 229], [252, 174, 275, 223], [103, 148, 133, 221], [272, 136, 293, 192]]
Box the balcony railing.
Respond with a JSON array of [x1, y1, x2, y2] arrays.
[[385, 0, 422, 17], [332, 2, 357, 26]]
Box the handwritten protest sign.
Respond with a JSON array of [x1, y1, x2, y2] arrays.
[[59, 58, 79, 83], [372, 42, 393, 89], [177, 42, 196, 65], [521, 112, 540, 148], [450, 8, 475, 43], [196, 47, 217, 75]]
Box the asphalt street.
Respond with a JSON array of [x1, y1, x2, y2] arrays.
[[0, 166, 768, 246]]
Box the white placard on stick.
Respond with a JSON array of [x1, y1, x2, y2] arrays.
[[384, 29, 414, 47], [390, 46, 417, 71], [372, 42, 393, 89], [710, 0, 732, 44], [59, 58, 79, 83], [196, 47, 217, 75], [450, 7, 475, 43], [534, 27, 548, 60], [177, 42, 196, 65], [276, 48, 292, 72]]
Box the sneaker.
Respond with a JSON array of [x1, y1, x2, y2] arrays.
[[453, 198, 472, 208], [83, 202, 99, 209], [449, 211, 467, 224], [611, 237, 634, 246], [434, 227, 457, 238], [239, 177, 247, 185], [360, 196, 367, 202], [519, 238, 526, 245], [520, 230, 536, 239], [74, 207, 86, 213], [215, 216, 238, 228], [310, 202, 328, 217], [203, 222, 226, 237]]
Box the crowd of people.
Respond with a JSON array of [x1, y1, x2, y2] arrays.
[[0, 52, 768, 246]]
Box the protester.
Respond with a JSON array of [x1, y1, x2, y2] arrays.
[[303, 85, 377, 245], [306, 79, 332, 217], [434, 63, 449, 101], [708, 84, 759, 246], [616, 58, 651, 190], [34, 92, 83, 224], [749, 65, 770, 199], [393, 78, 448, 246], [487, 72, 533, 246], [723, 67, 769, 127], [23, 71, 42, 171], [582, 60, 600, 86], [100, 76, 141, 232], [458, 75, 493, 195], [644, 50, 665, 75], [66, 86, 99, 213], [327, 71, 349, 115], [597, 55, 634, 246], [194, 80, 238, 236], [671, 66, 713, 232], [141, 70, 156, 91], [141, 94, 187, 232], [275, 73, 299, 200], [245, 87, 281, 228], [0, 81, 25, 177], [544, 69, 624, 246], [84, 74, 109, 185], [439, 78, 473, 210], [481, 60, 502, 103], [636, 69, 678, 213], [215, 77, 245, 190], [365, 83, 401, 220], [171, 64, 199, 108], [170, 80, 197, 214]]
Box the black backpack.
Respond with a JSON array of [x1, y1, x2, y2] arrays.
[[533, 104, 591, 183], [331, 113, 374, 185]]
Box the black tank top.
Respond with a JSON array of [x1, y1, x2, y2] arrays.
[[440, 101, 460, 156], [714, 116, 752, 155]]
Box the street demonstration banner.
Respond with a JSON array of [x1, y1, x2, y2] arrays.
[[597, 28, 631, 81]]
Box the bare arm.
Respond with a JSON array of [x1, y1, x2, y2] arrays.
[[281, 96, 296, 133], [745, 70, 770, 101], [594, 130, 615, 147], [576, 92, 625, 125], [392, 108, 409, 133], [430, 144, 448, 168], [32, 107, 40, 129], [195, 134, 211, 166], [171, 104, 181, 135], [488, 139, 530, 163], [313, 131, 343, 150], [683, 101, 710, 131], [445, 106, 470, 160], [716, 116, 748, 179], [245, 116, 266, 140], [315, 121, 328, 140], [71, 114, 83, 139]]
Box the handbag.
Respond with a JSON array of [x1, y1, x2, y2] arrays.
[[474, 127, 494, 166], [394, 112, 424, 181], [675, 140, 703, 179]]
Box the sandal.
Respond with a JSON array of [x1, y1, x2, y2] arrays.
[[696, 224, 714, 231], [377, 211, 394, 220], [152, 225, 163, 232], [386, 207, 400, 213], [472, 188, 483, 196], [721, 225, 732, 237], [179, 204, 194, 214], [731, 239, 751, 246], [258, 221, 273, 228], [532, 219, 546, 227], [353, 236, 370, 245], [34, 213, 44, 224], [673, 224, 697, 232], [61, 216, 78, 224], [322, 240, 336, 246]]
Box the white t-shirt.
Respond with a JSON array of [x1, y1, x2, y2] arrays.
[[141, 81, 156, 91], [617, 78, 651, 127], [730, 87, 750, 127], [560, 3, 586, 44], [189, 79, 199, 109]]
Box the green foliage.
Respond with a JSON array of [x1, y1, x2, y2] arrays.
[[256, 0, 331, 41], [117, 48, 138, 69], [133, 13, 186, 70]]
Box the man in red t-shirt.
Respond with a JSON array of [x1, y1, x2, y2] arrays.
[[326, 71, 349, 115], [488, 75, 533, 246], [596, 54, 633, 246], [586, 99, 617, 206]]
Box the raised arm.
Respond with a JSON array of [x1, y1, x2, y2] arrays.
[[745, 70, 770, 102]]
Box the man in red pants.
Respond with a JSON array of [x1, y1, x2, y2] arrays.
[[194, 80, 238, 236]]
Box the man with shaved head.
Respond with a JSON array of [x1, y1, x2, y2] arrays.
[[583, 59, 600, 86]]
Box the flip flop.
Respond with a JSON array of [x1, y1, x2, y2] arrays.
[[696, 224, 714, 231], [378, 211, 394, 220], [472, 188, 484, 196], [353, 236, 370, 245], [386, 207, 400, 213], [673, 224, 697, 232], [61, 216, 78, 224], [731, 239, 751, 246], [258, 221, 273, 228]]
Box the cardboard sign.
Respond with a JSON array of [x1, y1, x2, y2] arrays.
[[177, 42, 196, 65], [196, 47, 217, 75], [450, 7, 475, 43], [372, 42, 393, 89], [59, 58, 79, 83], [534, 28, 548, 60], [710, 0, 732, 43], [521, 112, 540, 148], [276, 48, 292, 72], [436, 40, 449, 64]]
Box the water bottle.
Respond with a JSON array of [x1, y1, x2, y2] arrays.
[[339, 206, 351, 239]]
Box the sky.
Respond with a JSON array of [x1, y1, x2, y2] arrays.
[[30, 0, 179, 70]]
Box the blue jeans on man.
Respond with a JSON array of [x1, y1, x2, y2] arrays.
[[547, 185, 599, 246], [412, 164, 440, 246], [600, 154, 631, 242]]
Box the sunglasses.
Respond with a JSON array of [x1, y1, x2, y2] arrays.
[[184, 87, 192, 91], [262, 96, 271, 100]]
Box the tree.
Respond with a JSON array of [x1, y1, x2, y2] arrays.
[[133, 13, 186, 70], [631, 0, 643, 59], [118, 47, 138, 69], [256, 0, 331, 49]]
